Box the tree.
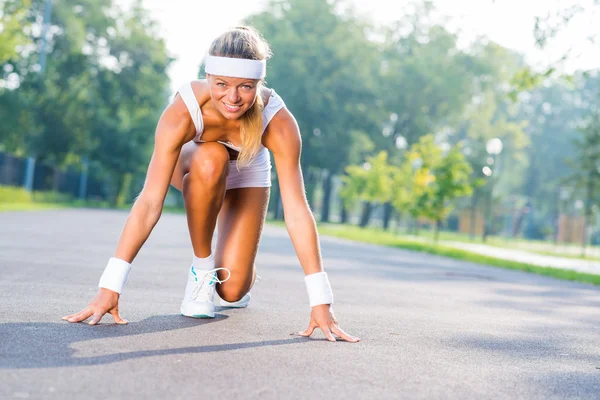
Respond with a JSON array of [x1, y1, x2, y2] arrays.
[[339, 151, 394, 227], [426, 144, 473, 242], [248, 0, 382, 218], [511, 0, 599, 93], [396, 135, 472, 241], [0, 0, 171, 203], [565, 86, 600, 255], [0, 0, 32, 64], [397, 135, 439, 235], [90, 2, 172, 205]]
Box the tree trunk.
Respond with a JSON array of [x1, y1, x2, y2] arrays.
[[482, 189, 492, 242], [305, 169, 318, 211], [359, 202, 372, 228], [115, 173, 132, 208], [469, 191, 478, 241], [582, 173, 594, 257], [52, 167, 61, 192], [395, 212, 403, 234], [434, 219, 441, 244], [382, 202, 393, 230], [340, 202, 348, 224], [320, 170, 333, 223], [272, 181, 283, 220]]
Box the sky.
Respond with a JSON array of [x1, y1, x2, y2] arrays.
[[120, 0, 600, 92]]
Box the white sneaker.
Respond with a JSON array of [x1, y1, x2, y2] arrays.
[[218, 275, 260, 308], [180, 266, 230, 319], [219, 292, 251, 308]]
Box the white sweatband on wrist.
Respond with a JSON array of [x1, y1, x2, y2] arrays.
[[204, 55, 267, 79], [98, 257, 132, 294], [304, 272, 334, 307]]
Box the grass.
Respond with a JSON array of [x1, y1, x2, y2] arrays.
[[0, 202, 68, 212], [0, 185, 114, 212], [395, 226, 600, 261], [311, 223, 600, 286]]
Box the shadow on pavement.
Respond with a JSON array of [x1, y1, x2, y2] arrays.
[[1, 314, 308, 369]]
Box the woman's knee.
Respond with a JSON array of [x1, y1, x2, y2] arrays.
[[217, 284, 248, 303], [188, 143, 230, 186], [216, 270, 253, 303]]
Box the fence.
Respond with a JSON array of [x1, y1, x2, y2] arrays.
[[0, 152, 107, 200]]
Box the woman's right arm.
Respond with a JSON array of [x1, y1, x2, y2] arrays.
[[113, 98, 194, 263], [62, 95, 195, 325]]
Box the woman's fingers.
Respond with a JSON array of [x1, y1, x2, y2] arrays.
[[109, 307, 128, 325], [319, 323, 336, 342], [330, 323, 360, 343], [88, 312, 104, 326], [65, 308, 93, 323], [298, 321, 318, 337], [62, 307, 88, 320]]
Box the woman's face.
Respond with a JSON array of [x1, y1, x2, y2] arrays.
[[207, 74, 259, 120]]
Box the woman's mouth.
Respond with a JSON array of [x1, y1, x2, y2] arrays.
[[223, 102, 242, 113]]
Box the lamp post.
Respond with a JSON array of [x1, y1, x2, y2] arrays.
[[483, 138, 503, 241]]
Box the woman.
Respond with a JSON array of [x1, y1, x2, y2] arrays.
[[63, 26, 359, 343]]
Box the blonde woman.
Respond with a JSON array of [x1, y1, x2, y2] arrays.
[[63, 26, 359, 343]]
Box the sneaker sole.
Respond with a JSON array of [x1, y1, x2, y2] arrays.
[[220, 300, 250, 308], [181, 313, 214, 319]]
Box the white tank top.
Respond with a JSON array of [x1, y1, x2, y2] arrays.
[[176, 81, 286, 152]]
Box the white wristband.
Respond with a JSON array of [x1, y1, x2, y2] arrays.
[[98, 257, 132, 294], [304, 272, 334, 307]]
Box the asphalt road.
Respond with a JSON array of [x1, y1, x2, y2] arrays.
[[1, 209, 600, 399]]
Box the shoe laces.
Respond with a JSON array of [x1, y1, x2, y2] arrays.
[[191, 267, 231, 301]]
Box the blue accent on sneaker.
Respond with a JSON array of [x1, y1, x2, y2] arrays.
[[208, 272, 217, 286]]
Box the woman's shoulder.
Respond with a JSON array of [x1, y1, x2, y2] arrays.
[[189, 79, 212, 108], [260, 86, 273, 105]]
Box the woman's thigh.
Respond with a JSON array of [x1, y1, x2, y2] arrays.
[[171, 141, 240, 191], [215, 187, 270, 301], [170, 141, 201, 191]]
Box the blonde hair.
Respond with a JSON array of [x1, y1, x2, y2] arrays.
[[209, 26, 273, 169]]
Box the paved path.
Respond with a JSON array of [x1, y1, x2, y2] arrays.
[[443, 241, 600, 275], [2, 209, 600, 399]]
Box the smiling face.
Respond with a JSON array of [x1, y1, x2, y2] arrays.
[[207, 74, 259, 120]]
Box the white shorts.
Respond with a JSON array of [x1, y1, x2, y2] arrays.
[[226, 146, 272, 191]]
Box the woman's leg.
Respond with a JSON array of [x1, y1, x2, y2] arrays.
[[171, 141, 269, 303], [170, 141, 230, 257], [214, 187, 270, 303]]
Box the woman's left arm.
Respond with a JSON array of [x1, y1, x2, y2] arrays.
[[263, 108, 359, 343]]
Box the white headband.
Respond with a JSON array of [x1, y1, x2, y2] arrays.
[[204, 55, 266, 79]]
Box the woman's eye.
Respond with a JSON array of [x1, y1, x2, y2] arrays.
[[242, 85, 252, 90], [217, 82, 226, 87]]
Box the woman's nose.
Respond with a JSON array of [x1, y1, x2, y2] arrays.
[[227, 88, 240, 103]]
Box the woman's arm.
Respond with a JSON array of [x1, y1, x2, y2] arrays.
[[114, 98, 195, 262], [63, 95, 195, 325], [263, 108, 359, 343], [263, 108, 322, 276]]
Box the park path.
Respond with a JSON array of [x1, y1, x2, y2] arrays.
[[1, 209, 600, 399]]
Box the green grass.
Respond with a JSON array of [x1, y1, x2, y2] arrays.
[[0, 185, 114, 212], [311, 223, 600, 286], [0, 202, 68, 212], [372, 224, 600, 261]]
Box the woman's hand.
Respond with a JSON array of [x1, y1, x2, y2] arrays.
[[62, 288, 127, 325], [298, 304, 360, 342]]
